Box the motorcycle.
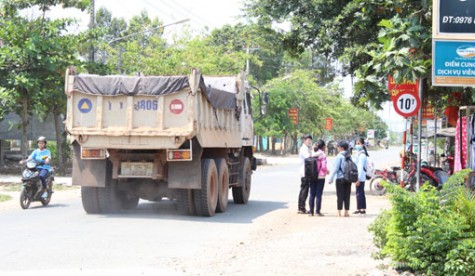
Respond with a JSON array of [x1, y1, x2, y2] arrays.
[[369, 155, 449, 195], [440, 153, 454, 175], [19, 159, 54, 209], [369, 166, 408, 196]]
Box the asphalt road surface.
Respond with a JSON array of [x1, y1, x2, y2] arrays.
[[0, 147, 401, 276]]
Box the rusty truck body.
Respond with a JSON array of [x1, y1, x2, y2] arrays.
[[64, 67, 256, 216]]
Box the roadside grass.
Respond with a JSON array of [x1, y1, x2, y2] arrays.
[[0, 183, 78, 193], [0, 194, 12, 202]]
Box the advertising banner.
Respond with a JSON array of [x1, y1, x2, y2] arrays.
[[432, 40, 475, 86]]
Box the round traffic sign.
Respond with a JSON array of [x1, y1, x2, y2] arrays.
[[78, 98, 93, 114], [169, 99, 184, 114], [393, 92, 421, 117]]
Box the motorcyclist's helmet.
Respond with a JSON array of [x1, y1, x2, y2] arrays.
[[37, 136, 47, 145]]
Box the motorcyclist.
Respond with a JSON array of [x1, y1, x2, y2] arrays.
[[19, 136, 52, 198]]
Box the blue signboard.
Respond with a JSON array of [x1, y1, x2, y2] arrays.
[[77, 98, 93, 113], [432, 39, 475, 87]]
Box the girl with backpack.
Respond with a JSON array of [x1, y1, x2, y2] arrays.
[[309, 139, 328, 216], [327, 141, 352, 217], [353, 138, 368, 215]]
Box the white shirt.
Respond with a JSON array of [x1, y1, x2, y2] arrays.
[[299, 143, 312, 178]]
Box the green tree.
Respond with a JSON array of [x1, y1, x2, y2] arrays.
[[244, 0, 475, 110], [0, 0, 85, 168]]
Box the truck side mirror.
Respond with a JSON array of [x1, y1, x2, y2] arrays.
[[260, 91, 269, 115], [261, 105, 267, 115], [262, 92, 269, 104]]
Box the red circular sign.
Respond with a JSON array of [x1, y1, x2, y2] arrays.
[[169, 99, 184, 114], [393, 92, 420, 118]]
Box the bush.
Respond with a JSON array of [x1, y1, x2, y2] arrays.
[[369, 169, 475, 275]]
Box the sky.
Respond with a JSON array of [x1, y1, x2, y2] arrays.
[[46, 0, 247, 34], [42, 0, 405, 132]]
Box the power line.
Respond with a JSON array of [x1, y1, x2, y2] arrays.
[[161, 0, 216, 28], [154, 0, 213, 29]]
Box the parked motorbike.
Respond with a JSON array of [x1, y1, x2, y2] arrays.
[[406, 162, 449, 191], [19, 159, 54, 209], [369, 166, 408, 195], [440, 153, 454, 175], [369, 158, 449, 195]]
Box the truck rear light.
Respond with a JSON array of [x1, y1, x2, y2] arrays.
[[81, 148, 106, 159], [167, 149, 192, 161]]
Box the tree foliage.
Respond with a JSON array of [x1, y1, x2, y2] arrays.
[[255, 69, 387, 153], [0, 0, 85, 162], [244, 0, 475, 110]]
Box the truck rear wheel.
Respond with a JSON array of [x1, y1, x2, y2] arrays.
[[81, 187, 101, 214], [232, 157, 251, 204], [215, 158, 229, 213], [97, 181, 121, 213], [194, 158, 218, 217], [177, 189, 195, 215], [119, 192, 140, 210]]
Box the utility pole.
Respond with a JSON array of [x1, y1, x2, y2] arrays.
[[245, 46, 259, 75], [88, 0, 95, 63]]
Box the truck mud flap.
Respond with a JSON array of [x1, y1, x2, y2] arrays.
[[72, 142, 109, 187], [168, 139, 203, 189]]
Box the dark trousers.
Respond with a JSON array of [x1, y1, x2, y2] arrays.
[[309, 178, 325, 214], [355, 181, 366, 210], [298, 177, 310, 211], [39, 169, 49, 189], [336, 178, 351, 210]]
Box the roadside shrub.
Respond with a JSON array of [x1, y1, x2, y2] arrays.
[[369, 169, 475, 275]]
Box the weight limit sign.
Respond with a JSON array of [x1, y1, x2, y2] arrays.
[[393, 92, 421, 118]]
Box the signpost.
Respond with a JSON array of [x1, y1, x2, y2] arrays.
[[288, 107, 299, 125], [324, 117, 333, 131], [388, 75, 421, 118], [393, 92, 421, 118], [432, 40, 475, 86], [433, 0, 475, 39]]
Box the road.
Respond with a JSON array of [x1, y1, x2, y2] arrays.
[[0, 147, 400, 276]]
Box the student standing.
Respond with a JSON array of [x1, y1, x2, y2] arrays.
[[298, 134, 313, 214], [354, 138, 368, 214], [327, 141, 351, 217], [308, 139, 328, 216]]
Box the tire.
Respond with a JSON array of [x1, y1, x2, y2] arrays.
[[409, 174, 434, 192], [369, 176, 386, 196], [81, 187, 101, 214], [19, 187, 31, 209], [193, 159, 219, 217], [215, 158, 229, 213], [177, 189, 195, 216], [120, 192, 140, 210], [232, 157, 252, 204], [97, 182, 121, 213], [41, 179, 53, 206], [420, 173, 437, 188], [40, 192, 52, 206]]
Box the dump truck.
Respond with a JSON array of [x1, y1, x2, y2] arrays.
[[64, 67, 258, 216]]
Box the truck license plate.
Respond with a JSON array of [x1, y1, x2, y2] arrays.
[[121, 162, 153, 176]]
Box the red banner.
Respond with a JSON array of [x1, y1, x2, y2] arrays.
[[422, 99, 434, 119], [288, 107, 299, 125], [325, 117, 333, 130], [388, 75, 419, 100]]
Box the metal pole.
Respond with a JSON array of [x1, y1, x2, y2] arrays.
[[434, 110, 437, 166], [401, 120, 407, 188], [89, 0, 95, 63], [246, 46, 250, 75], [416, 78, 423, 192]]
